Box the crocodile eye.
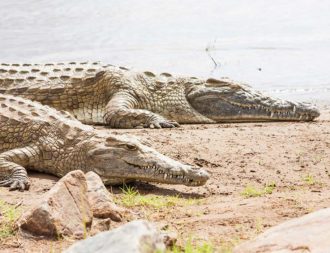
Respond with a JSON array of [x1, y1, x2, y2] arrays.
[[124, 144, 137, 151]]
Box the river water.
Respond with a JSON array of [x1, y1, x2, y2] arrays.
[[0, 0, 329, 105]]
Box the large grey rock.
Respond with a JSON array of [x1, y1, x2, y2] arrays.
[[64, 220, 166, 253], [17, 170, 92, 239], [234, 207, 330, 253], [86, 171, 124, 221]]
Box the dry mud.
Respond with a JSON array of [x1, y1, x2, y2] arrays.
[[1, 108, 329, 252]]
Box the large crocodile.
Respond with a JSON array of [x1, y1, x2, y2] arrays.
[[0, 94, 209, 191], [0, 62, 320, 128]]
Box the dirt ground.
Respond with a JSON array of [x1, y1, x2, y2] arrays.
[[0, 106, 329, 252]]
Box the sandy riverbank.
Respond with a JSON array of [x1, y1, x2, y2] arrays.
[[1, 107, 329, 252]]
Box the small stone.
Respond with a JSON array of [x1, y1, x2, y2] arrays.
[[64, 220, 166, 253], [90, 218, 111, 236], [86, 171, 125, 221], [161, 230, 177, 248]]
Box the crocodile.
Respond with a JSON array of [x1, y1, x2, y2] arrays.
[[0, 94, 209, 191], [0, 62, 320, 129]]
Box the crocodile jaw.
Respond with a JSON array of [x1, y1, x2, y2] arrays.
[[96, 155, 210, 187], [87, 134, 209, 186], [187, 86, 320, 122], [119, 162, 210, 187], [118, 148, 210, 186]]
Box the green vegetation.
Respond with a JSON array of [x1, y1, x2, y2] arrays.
[[116, 186, 214, 252], [116, 185, 203, 209], [241, 185, 262, 198], [302, 174, 316, 185], [255, 217, 264, 234], [170, 238, 215, 253], [263, 182, 276, 194], [0, 200, 21, 239], [171, 237, 239, 253], [241, 182, 276, 198]]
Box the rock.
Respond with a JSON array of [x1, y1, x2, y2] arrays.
[[158, 223, 178, 248], [234, 207, 330, 253], [64, 220, 166, 253], [86, 171, 124, 221], [17, 170, 92, 239], [90, 218, 111, 236], [161, 230, 177, 248]]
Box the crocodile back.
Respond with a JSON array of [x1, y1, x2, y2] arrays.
[[0, 94, 93, 132], [0, 62, 113, 90]]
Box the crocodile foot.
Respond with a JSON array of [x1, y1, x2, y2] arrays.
[[0, 178, 30, 191], [144, 118, 180, 129]]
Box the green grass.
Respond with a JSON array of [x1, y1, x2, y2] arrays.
[[116, 186, 212, 252], [302, 174, 316, 185], [0, 200, 21, 239], [168, 237, 239, 253], [116, 185, 203, 209], [241, 185, 263, 198], [241, 182, 276, 198], [263, 182, 276, 194], [170, 238, 215, 253]]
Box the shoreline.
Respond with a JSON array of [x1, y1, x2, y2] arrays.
[[1, 109, 329, 251]]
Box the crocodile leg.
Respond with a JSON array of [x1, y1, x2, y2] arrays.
[[103, 92, 180, 128], [0, 146, 40, 191]]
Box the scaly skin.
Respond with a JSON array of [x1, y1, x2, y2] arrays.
[[0, 62, 320, 129], [0, 94, 209, 191]]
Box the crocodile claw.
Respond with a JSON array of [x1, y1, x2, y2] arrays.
[[0, 178, 30, 191], [159, 121, 180, 128], [145, 120, 180, 129]]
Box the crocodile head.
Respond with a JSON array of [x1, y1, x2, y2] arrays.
[[186, 78, 320, 122], [83, 133, 209, 186]]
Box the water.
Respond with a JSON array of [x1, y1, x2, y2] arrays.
[[0, 0, 329, 105]]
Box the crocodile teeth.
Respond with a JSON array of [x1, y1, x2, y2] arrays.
[[164, 174, 168, 179]]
